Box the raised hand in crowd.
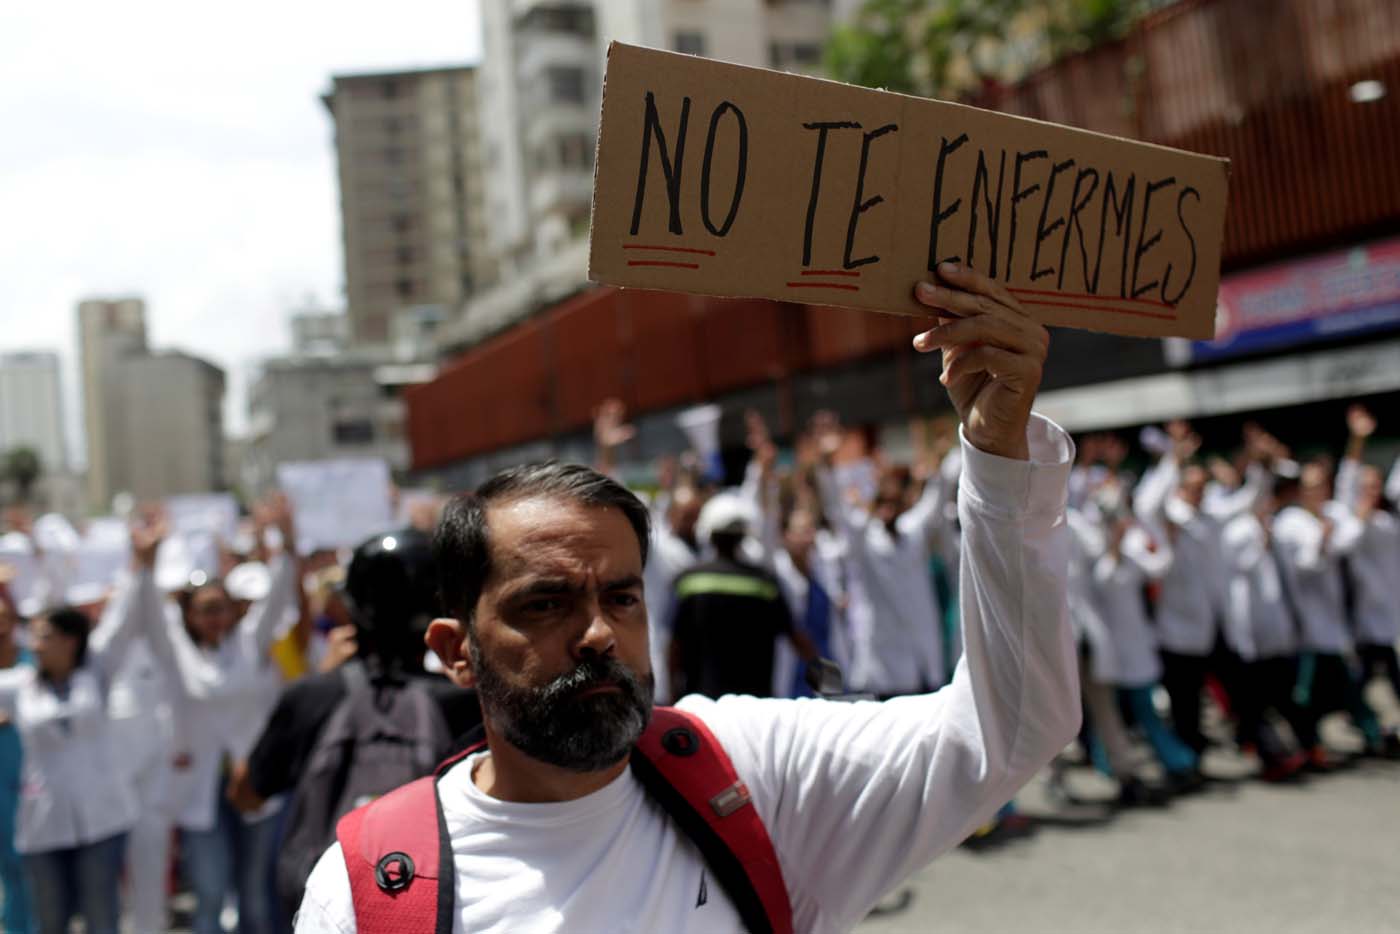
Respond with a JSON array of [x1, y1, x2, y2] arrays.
[[911, 261, 1049, 459], [253, 491, 297, 557], [744, 408, 778, 479], [1345, 403, 1377, 464], [591, 396, 636, 476], [130, 508, 168, 570]]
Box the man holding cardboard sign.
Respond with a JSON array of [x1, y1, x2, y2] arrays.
[[296, 254, 1079, 933]]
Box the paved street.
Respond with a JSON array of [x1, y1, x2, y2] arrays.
[[859, 703, 1400, 934]]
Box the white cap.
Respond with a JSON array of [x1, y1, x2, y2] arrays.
[[696, 491, 758, 544], [226, 561, 272, 602]]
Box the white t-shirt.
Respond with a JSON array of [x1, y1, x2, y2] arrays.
[[295, 414, 1081, 934]]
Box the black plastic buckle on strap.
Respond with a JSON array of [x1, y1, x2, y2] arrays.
[[375, 851, 416, 893], [662, 726, 699, 757]]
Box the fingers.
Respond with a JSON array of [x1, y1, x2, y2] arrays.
[[912, 312, 1046, 359], [939, 344, 1038, 389], [919, 261, 1025, 318]]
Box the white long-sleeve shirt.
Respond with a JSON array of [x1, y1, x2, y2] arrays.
[[1220, 514, 1298, 662], [1272, 503, 1365, 654], [143, 552, 297, 831], [1133, 457, 1267, 656], [294, 414, 1081, 934], [0, 570, 152, 852], [1091, 525, 1172, 687], [815, 461, 946, 694], [1335, 459, 1400, 647]]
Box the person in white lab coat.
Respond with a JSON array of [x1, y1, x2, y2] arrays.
[[1336, 406, 1400, 707], [1065, 491, 1164, 806], [813, 415, 948, 697], [1133, 421, 1273, 755], [1219, 495, 1312, 779], [142, 499, 301, 934], [0, 522, 160, 934], [1090, 513, 1201, 789], [1272, 462, 1397, 759]]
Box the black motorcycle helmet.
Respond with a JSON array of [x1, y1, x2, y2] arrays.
[[343, 528, 439, 673]]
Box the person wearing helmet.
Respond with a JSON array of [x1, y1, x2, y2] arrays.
[[230, 528, 482, 928], [669, 492, 818, 699]]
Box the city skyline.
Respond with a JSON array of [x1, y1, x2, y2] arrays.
[[0, 0, 484, 463]]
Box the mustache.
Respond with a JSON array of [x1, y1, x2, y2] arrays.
[[538, 657, 641, 703]]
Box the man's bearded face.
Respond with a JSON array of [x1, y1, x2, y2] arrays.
[[470, 634, 654, 772]]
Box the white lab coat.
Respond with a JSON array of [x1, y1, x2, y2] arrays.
[[143, 552, 297, 831], [0, 571, 151, 852], [1220, 513, 1299, 662], [1091, 525, 1172, 687], [1066, 506, 1112, 673], [816, 464, 946, 695], [643, 521, 699, 705], [1335, 459, 1400, 647], [1134, 457, 1267, 656], [1272, 503, 1364, 654]]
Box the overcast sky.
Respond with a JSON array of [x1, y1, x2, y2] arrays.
[[0, 1, 483, 459]]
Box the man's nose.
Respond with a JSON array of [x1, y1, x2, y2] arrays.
[[574, 599, 617, 658]]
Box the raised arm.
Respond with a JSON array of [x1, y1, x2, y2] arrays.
[[1336, 405, 1376, 512], [692, 263, 1079, 932], [240, 493, 301, 658], [87, 566, 160, 685]]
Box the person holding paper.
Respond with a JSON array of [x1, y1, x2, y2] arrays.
[[0, 525, 161, 934], [141, 497, 301, 934], [294, 261, 1081, 934]]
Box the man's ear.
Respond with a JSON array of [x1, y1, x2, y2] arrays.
[[426, 617, 475, 689]]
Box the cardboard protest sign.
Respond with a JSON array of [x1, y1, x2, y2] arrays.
[[276, 459, 394, 553], [589, 43, 1228, 340]]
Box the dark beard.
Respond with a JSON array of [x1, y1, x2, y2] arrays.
[[470, 639, 654, 772]]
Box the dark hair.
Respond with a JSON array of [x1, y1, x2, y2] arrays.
[[41, 606, 91, 671], [177, 579, 231, 646], [434, 462, 651, 623]]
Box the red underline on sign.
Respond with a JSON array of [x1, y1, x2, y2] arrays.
[[623, 244, 717, 257], [786, 282, 861, 292], [1007, 287, 1174, 310], [801, 269, 861, 278], [628, 260, 701, 270], [1019, 298, 1177, 321]]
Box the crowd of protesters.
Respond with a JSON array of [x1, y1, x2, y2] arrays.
[[0, 396, 1396, 932]]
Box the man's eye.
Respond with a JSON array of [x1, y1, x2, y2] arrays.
[[523, 598, 563, 613], [610, 593, 640, 608]]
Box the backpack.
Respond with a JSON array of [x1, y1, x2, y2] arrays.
[[336, 706, 793, 934], [278, 660, 454, 914]]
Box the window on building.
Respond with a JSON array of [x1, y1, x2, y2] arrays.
[[546, 66, 587, 105], [384, 116, 401, 135], [382, 79, 399, 99], [384, 146, 403, 166], [392, 215, 412, 234], [674, 31, 706, 56], [557, 132, 593, 170], [396, 246, 414, 265], [332, 418, 375, 445], [790, 42, 823, 65], [395, 278, 414, 299]]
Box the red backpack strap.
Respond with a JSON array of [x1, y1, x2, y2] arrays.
[[337, 741, 485, 934], [631, 707, 793, 934]]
